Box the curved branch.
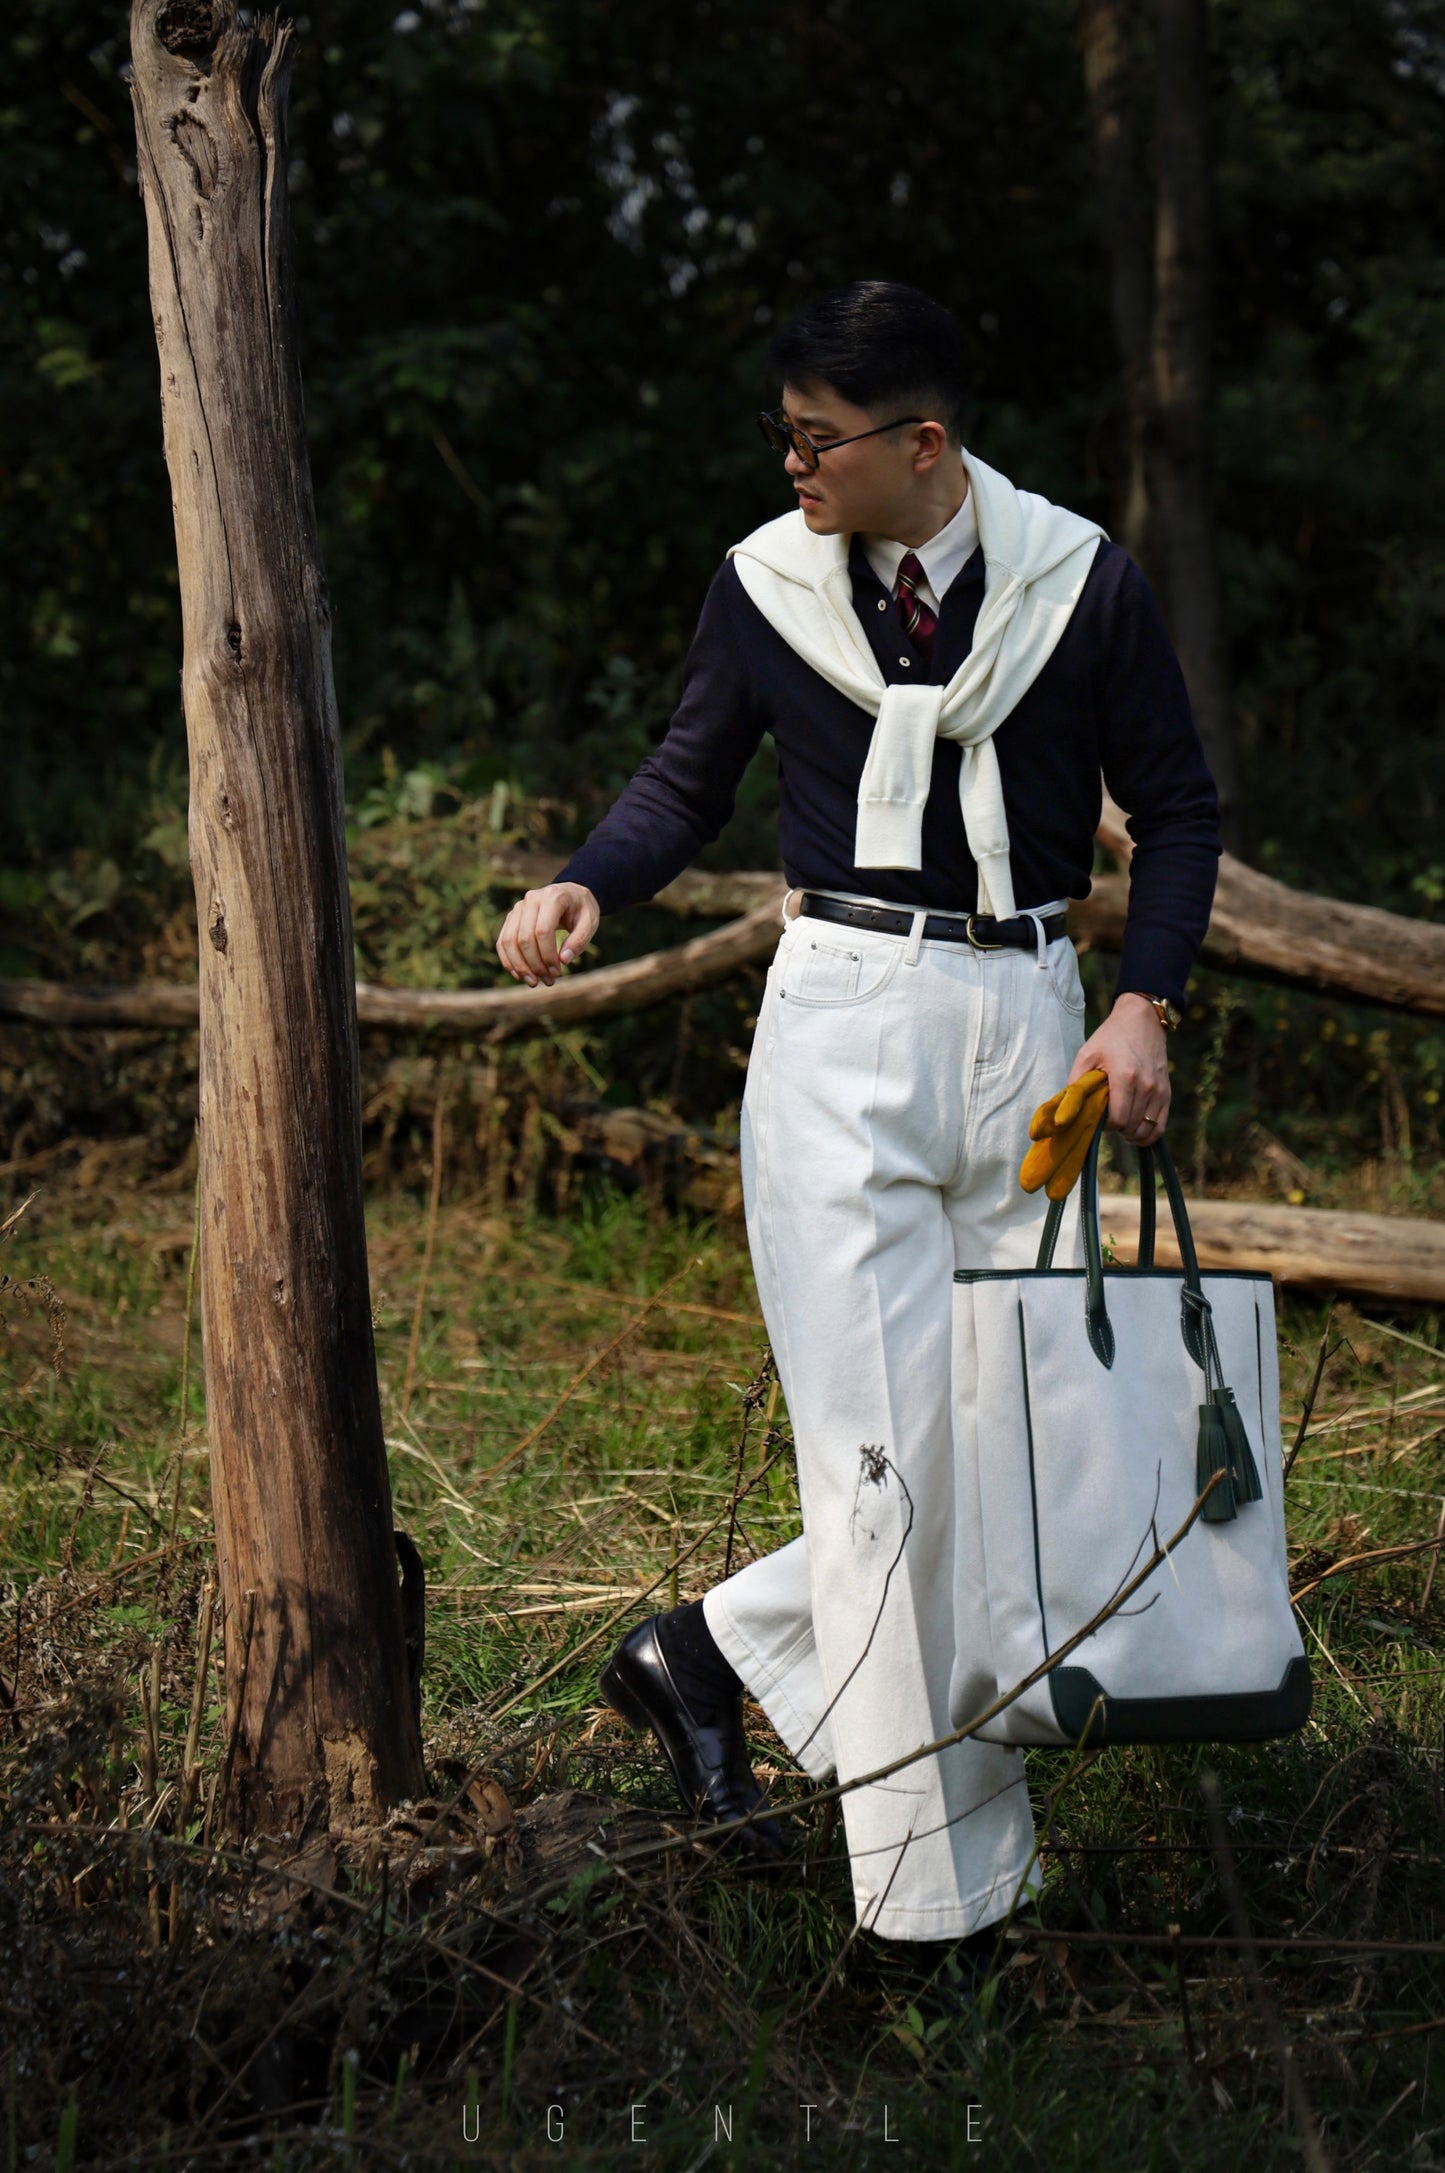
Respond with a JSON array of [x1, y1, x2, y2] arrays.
[[0, 895, 787, 1040], [6, 813, 1445, 1028]]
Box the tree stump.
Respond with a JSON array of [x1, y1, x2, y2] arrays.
[[130, 0, 425, 1828]]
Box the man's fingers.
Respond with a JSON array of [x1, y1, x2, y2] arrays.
[[496, 906, 530, 983], [508, 901, 548, 984], [515, 892, 571, 983], [538, 890, 600, 974], [531, 897, 568, 977], [1071, 998, 1172, 1149], [498, 895, 548, 984], [1119, 1087, 1172, 1147], [1105, 1065, 1157, 1138], [496, 886, 601, 987], [558, 895, 599, 963]]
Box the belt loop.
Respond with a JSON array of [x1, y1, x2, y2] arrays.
[[903, 907, 927, 968], [780, 885, 798, 929], [1021, 909, 1048, 969]]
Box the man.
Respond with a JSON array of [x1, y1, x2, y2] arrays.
[[496, 283, 1220, 1961]]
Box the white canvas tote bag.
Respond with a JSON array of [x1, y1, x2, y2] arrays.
[[953, 1132, 1311, 1748]]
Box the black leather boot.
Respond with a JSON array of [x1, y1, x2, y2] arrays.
[[600, 1615, 787, 1867]]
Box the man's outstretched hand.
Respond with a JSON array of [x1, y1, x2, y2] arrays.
[[1068, 992, 1171, 1147], [496, 881, 600, 988]]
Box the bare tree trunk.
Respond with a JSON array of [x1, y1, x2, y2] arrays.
[[1081, 0, 1153, 564], [130, 0, 424, 1830], [1152, 0, 1242, 847]]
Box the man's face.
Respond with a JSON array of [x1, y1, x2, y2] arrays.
[[776, 378, 932, 536]]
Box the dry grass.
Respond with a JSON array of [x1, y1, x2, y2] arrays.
[[1, 1161, 1443, 2170]]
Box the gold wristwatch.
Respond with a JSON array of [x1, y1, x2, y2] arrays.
[[1139, 993, 1182, 1033]]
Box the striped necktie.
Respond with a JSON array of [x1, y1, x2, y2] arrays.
[[895, 551, 938, 665]]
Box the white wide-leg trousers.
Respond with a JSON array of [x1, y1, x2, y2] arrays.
[[702, 904, 1088, 1941]]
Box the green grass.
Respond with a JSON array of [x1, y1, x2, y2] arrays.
[[1, 1171, 1444, 2170]]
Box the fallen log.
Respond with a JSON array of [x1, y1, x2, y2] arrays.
[[369, 1045, 1445, 1304], [3, 958, 1441, 1297], [0, 896, 788, 1041], [4, 803, 1444, 1030], [1098, 1191, 1445, 1305], [1084, 796, 1445, 1017], [355, 897, 785, 1037], [0, 978, 206, 1031]]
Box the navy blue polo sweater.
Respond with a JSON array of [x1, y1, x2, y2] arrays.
[[556, 531, 1221, 1007]]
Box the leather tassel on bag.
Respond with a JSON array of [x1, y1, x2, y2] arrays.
[[1195, 1399, 1238, 1522], [1214, 1385, 1264, 1505], [1187, 1290, 1259, 1523]]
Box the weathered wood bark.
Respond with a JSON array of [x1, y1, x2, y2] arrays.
[[1069, 869, 1445, 1013], [130, 0, 424, 1829], [1152, 0, 1240, 847], [1076, 795, 1445, 1013], [1080, 0, 1153, 564], [1099, 1193, 1445, 1305]]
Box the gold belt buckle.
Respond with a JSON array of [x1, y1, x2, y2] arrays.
[[965, 914, 1006, 952]]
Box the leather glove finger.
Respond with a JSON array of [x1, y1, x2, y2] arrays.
[[1019, 1136, 1057, 1193], [1027, 1086, 1068, 1143], [1043, 1099, 1108, 1200], [1019, 1083, 1108, 1194], [1037, 1083, 1109, 1175], [1053, 1068, 1109, 1132]]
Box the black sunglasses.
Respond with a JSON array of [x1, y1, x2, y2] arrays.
[[756, 407, 925, 472]]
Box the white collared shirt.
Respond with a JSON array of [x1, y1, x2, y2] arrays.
[[861, 484, 980, 615]]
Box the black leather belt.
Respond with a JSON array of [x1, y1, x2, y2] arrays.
[[798, 893, 1069, 950]]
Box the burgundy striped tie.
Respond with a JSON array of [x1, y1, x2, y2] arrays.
[[895, 551, 938, 665]]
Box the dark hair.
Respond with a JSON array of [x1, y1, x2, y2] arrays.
[[765, 281, 971, 442]]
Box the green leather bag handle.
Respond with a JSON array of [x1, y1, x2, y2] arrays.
[[1035, 1128, 1208, 1372], [1135, 1147, 1157, 1268]]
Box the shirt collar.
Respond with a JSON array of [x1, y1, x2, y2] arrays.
[[860, 484, 980, 604]]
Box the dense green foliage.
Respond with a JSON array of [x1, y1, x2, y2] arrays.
[[2, 0, 1443, 909]]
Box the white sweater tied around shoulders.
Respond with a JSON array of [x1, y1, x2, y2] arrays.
[[726, 449, 1105, 920]]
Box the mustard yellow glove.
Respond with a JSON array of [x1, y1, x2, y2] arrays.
[[1019, 1070, 1109, 1200], [1027, 1067, 1109, 1142], [1041, 1095, 1108, 1199]]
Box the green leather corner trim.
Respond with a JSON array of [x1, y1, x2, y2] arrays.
[[1048, 1654, 1313, 1745], [953, 1267, 1267, 1285]]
